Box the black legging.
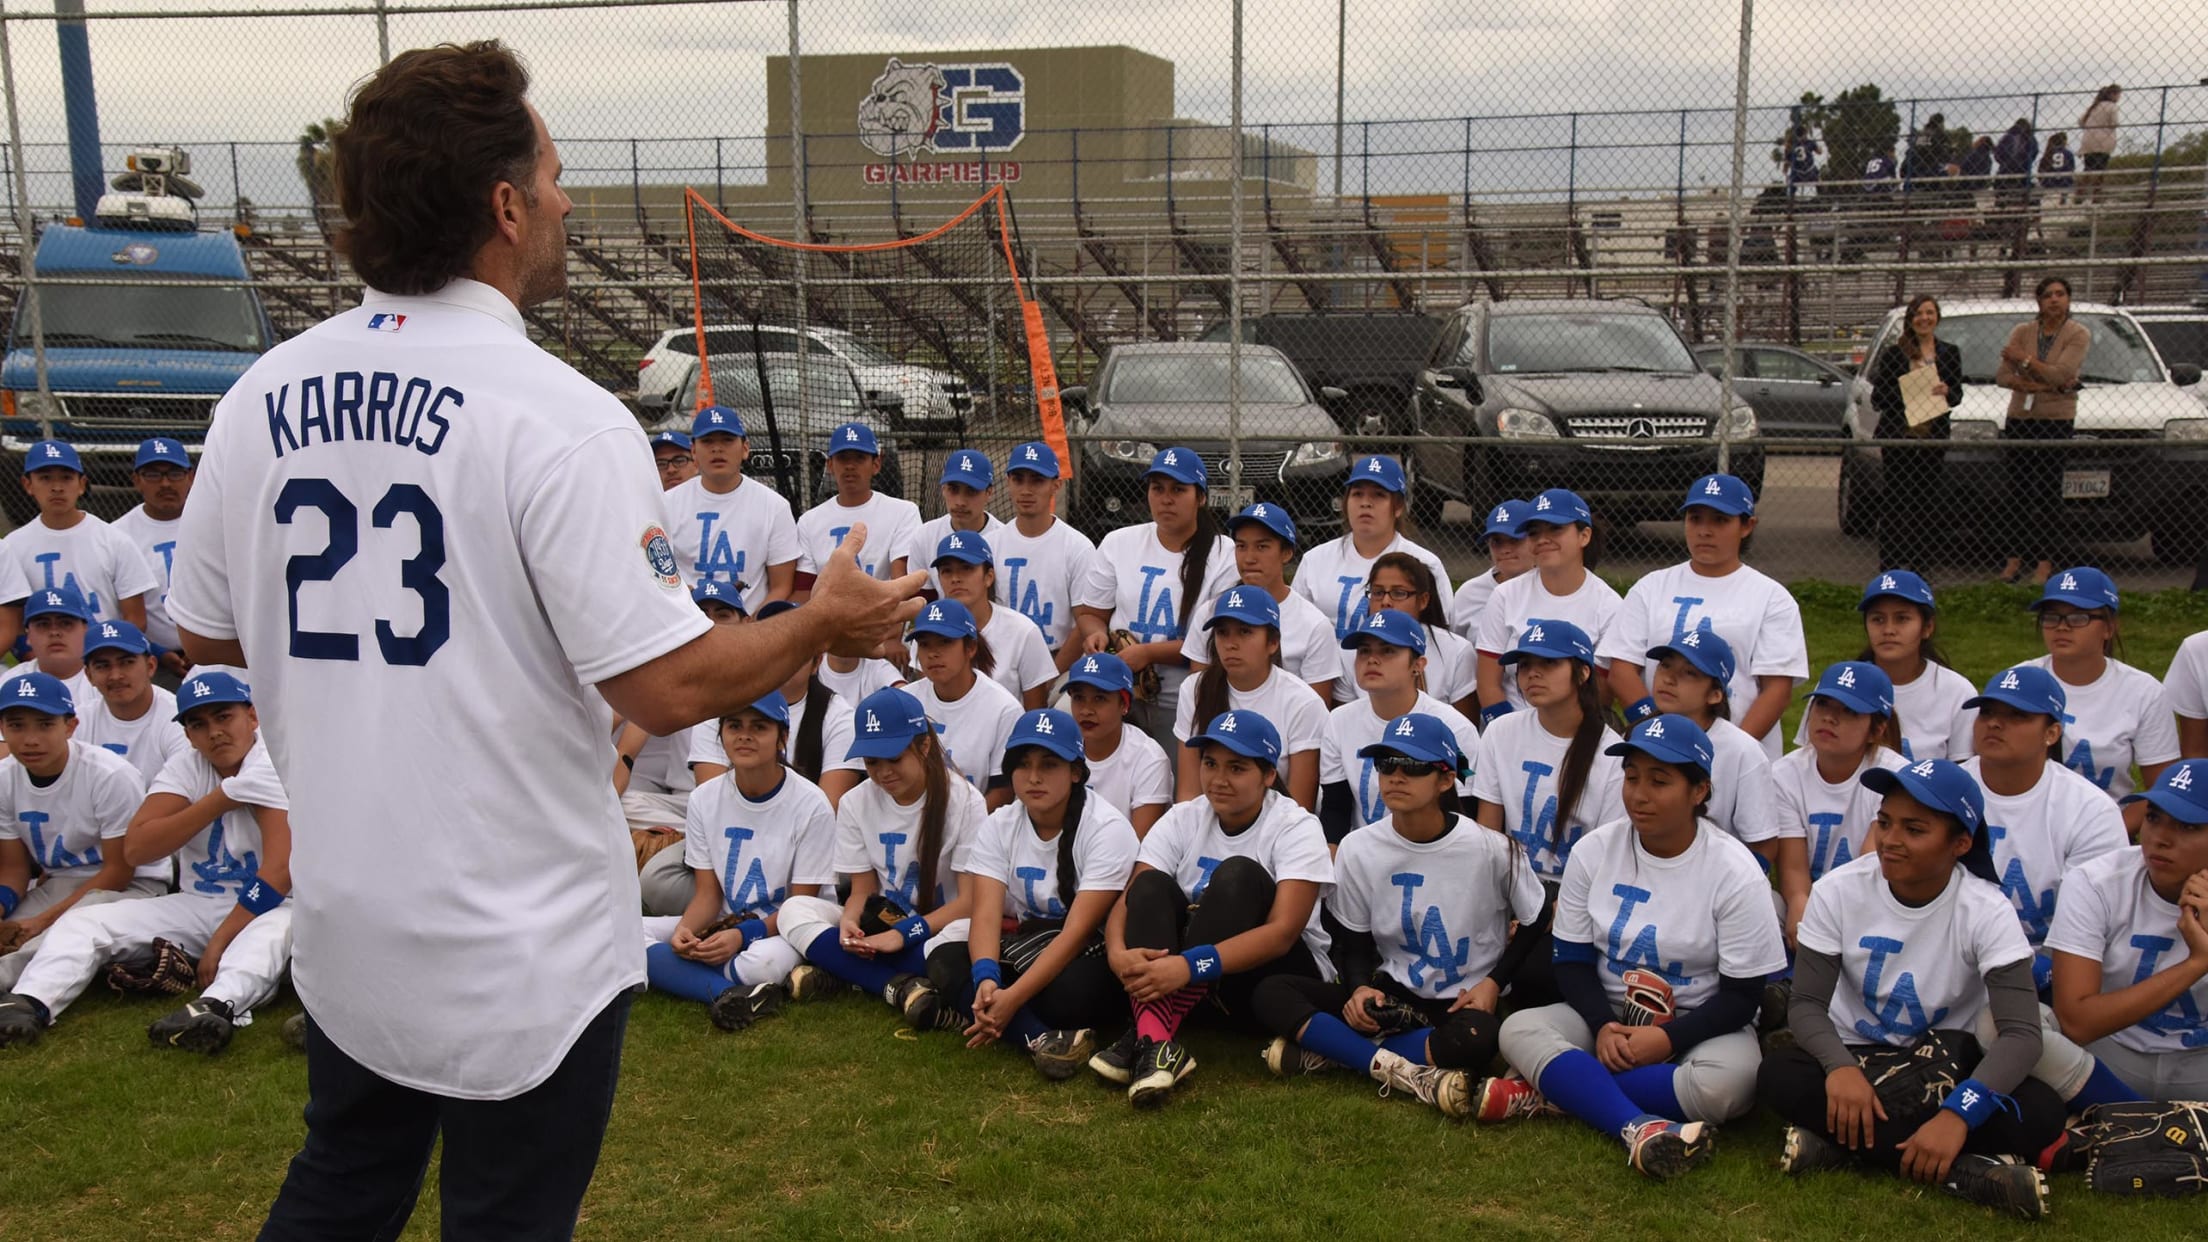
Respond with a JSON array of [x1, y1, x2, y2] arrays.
[[1122, 858, 1321, 1032], [1248, 973, 1503, 1071], [1879, 443, 1948, 571], [925, 927, 1127, 1033], [1755, 1041, 2066, 1172], [2001, 418, 2073, 567]]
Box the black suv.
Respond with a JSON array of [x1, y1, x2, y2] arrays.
[[1198, 312, 1442, 429], [1402, 300, 1762, 526]]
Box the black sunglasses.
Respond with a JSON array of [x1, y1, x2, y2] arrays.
[[1371, 755, 1446, 776]]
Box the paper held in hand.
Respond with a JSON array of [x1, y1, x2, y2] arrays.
[[1898, 365, 1946, 428]]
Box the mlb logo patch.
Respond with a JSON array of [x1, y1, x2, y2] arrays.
[[366, 313, 407, 332], [640, 526, 681, 589]]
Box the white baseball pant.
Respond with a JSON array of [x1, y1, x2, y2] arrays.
[[0, 875, 169, 989], [640, 914, 801, 987], [14, 891, 292, 1023], [774, 894, 971, 961], [1499, 1001, 1764, 1123]]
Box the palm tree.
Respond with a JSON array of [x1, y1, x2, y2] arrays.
[[295, 118, 343, 243]]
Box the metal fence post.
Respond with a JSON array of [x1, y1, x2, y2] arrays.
[[0, 3, 52, 438], [374, 0, 390, 65], [788, 0, 807, 422], [1717, 0, 1755, 474], [1228, 0, 1244, 506]]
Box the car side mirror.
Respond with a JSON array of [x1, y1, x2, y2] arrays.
[[2172, 363, 2203, 387], [868, 393, 905, 415], [1057, 384, 1088, 411], [1439, 367, 1482, 403], [1817, 372, 1839, 386], [1320, 385, 1348, 404], [1703, 363, 1724, 379]]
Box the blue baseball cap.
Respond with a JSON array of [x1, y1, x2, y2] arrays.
[[1646, 628, 1737, 685], [754, 599, 800, 621], [826, 423, 880, 457], [1605, 713, 1716, 773], [134, 437, 192, 471], [1356, 712, 1465, 773], [83, 618, 153, 657], [1341, 607, 1427, 656], [1066, 651, 1135, 696], [1143, 446, 1207, 489], [1860, 569, 1936, 612], [1500, 619, 1596, 666], [909, 597, 979, 641], [1518, 487, 1591, 530], [2120, 759, 2208, 824], [1965, 665, 2067, 718], [845, 686, 942, 760], [1681, 473, 1756, 516], [690, 405, 745, 439], [1226, 501, 1297, 548], [1863, 757, 1988, 835], [1004, 708, 1085, 765], [691, 580, 747, 613], [1, 671, 75, 717], [1346, 454, 1407, 494], [23, 586, 91, 623], [736, 689, 791, 726], [1482, 499, 1531, 543], [2031, 567, 2120, 614], [1006, 440, 1061, 478], [1203, 585, 1280, 631], [1809, 661, 1895, 717], [174, 670, 252, 720], [1185, 708, 1283, 765], [650, 430, 692, 452], [932, 531, 993, 566], [22, 439, 83, 474], [939, 450, 994, 490]]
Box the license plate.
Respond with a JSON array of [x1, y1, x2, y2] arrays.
[[1216, 486, 1255, 511], [2061, 469, 2111, 500]]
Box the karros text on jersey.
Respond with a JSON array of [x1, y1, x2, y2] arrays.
[[263, 369, 461, 459]]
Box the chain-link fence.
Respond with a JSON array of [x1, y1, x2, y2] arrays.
[[0, 0, 2203, 588]]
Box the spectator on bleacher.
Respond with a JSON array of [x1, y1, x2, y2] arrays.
[[1994, 278, 2090, 586], [1955, 136, 1996, 195], [2038, 132, 2078, 200], [1993, 119, 2038, 209], [2078, 85, 2121, 201], [1865, 295, 1963, 571], [1784, 125, 1821, 199], [1900, 114, 1950, 187], [1861, 145, 1898, 194]]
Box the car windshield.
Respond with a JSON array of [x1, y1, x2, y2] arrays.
[[694, 354, 867, 429], [819, 332, 900, 367], [1483, 313, 1697, 374], [15, 279, 262, 352], [2139, 320, 2208, 369], [1103, 352, 1308, 403], [1899, 313, 2168, 386]]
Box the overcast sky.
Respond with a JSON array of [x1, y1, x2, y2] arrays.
[[3, 0, 2199, 208]]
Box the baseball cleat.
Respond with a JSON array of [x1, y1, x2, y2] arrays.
[[1025, 1029, 1098, 1081], [1127, 1038, 1195, 1108], [708, 982, 787, 1032], [1941, 1154, 2048, 1220], [1623, 1117, 1715, 1180], [883, 973, 938, 1025], [1262, 1036, 1335, 1077], [1089, 1028, 1142, 1085], [784, 963, 840, 1003], [1471, 1074, 1560, 1123], [1370, 1049, 1472, 1120], [0, 993, 48, 1047], [1779, 1124, 1851, 1175], [148, 998, 237, 1055]]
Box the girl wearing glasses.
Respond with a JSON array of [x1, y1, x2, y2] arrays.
[[1346, 553, 1477, 713], [1293, 456, 1452, 648], [1474, 488, 1621, 725], [1320, 609, 1481, 842], [2009, 568, 2178, 804]]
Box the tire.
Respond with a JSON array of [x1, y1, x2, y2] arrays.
[[1458, 444, 1500, 526], [1837, 450, 1874, 538], [2152, 511, 2205, 567]]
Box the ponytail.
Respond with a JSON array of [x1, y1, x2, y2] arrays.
[[914, 734, 952, 913], [1055, 778, 1089, 910], [1191, 633, 1232, 739], [1869, 712, 1904, 756], [1956, 814, 2001, 886], [1551, 660, 1608, 853], [1175, 504, 1224, 634], [971, 633, 997, 679], [791, 672, 832, 780]]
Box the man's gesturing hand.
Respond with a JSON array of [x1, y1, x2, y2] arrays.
[[808, 523, 928, 660]]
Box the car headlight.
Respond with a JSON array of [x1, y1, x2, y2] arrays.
[[2164, 418, 2208, 441], [1720, 403, 1758, 440], [1097, 439, 1157, 464], [1287, 440, 1343, 469], [1496, 408, 1561, 438], [1950, 420, 1998, 441]]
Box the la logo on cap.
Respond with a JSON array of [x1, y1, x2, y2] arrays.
[[1253, 504, 1268, 517], [1999, 670, 2021, 690], [1392, 717, 1416, 737], [1911, 760, 1937, 778], [1366, 458, 1383, 473], [1082, 657, 1098, 672], [1681, 630, 1701, 647], [1837, 667, 1857, 688], [959, 454, 974, 470], [1493, 505, 1509, 521], [864, 710, 881, 733], [2174, 766, 2195, 791], [1035, 715, 1054, 735], [1646, 719, 1666, 738], [1218, 714, 1237, 733], [1527, 623, 1546, 643], [1704, 477, 1722, 494], [43, 592, 60, 606], [192, 680, 212, 698], [43, 444, 61, 458], [1879, 574, 1896, 590], [1535, 495, 1552, 511], [15, 681, 36, 698], [1226, 590, 1244, 608], [1161, 450, 1178, 465], [102, 624, 117, 637], [1024, 445, 1039, 460], [948, 535, 963, 549], [927, 604, 943, 621], [2059, 572, 2077, 590], [846, 428, 860, 441], [709, 411, 724, 423]]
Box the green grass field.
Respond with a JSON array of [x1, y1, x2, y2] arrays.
[[5, 583, 2208, 1241]]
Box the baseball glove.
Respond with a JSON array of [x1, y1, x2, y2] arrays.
[[2084, 1100, 2208, 1198], [630, 827, 683, 872], [1854, 1028, 1973, 1131], [0, 920, 29, 956], [106, 938, 200, 997], [1107, 628, 1161, 702], [698, 911, 743, 937], [1621, 968, 1677, 1026], [1362, 992, 1427, 1037]]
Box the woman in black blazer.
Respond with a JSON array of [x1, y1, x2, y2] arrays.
[[1866, 295, 1964, 570]]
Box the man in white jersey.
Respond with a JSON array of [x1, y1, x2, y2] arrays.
[[76, 620, 189, 785], [158, 42, 923, 1237], [663, 404, 800, 614], [794, 422, 921, 588], [2, 439, 159, 628], [993, 440, 1096, 669], [111, 437, 195, 679]]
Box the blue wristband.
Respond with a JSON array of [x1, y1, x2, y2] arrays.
[[1479, 701, 1514, 728], [1626, 696, 1659, 723], [0, 884, 17, 919], [1940, 1077, 2004, 1129], [237, 878, 288, 917], [894, 913, 932, 946], [735, 918, 768, 947], [1182, 943, 1224, 982], [971, 958, 1004, 987]]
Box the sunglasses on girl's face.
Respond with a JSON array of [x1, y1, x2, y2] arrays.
[[1371, 755, 1445, 776]]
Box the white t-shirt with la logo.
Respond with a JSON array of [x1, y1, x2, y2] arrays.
[[899, 512, 1007, 594], [1705, 717, 1782, 846], [1331, 813, 1544, 1000], [1474, 571, 1623, 709], [831, 774, 987, 916], [990, 517, 1098, 653], [150, 736, 288, 902], [1553, 817, 1788, 1015], [795, 491, 922, 582], [1772, 745, 1908, 882], [1962, 756, 2129, 953], [1602, 561, 1809, 758], [662, 475, 801, 613], [1136, 790, 1336, 974], [1292, 531, 1454, 640], [1796, 853, 2031, 1047], [1468, 708, 1625, 879], [112, 505, 184, 651], [0, 740, 158, 885], [1075, 524, 1238, 713], [75, 685, 189, 787], [2046, 847, 2208, 1055], [905, 673, 1023, 793], [2163, 631, 2208, 723], [681, 769, 836, 918], [0, 515, 161, 624], [1081, 727, 1174, 821], [1181, 586, 1340, 689], [1326, 692, 1483, 831], [966, 795, 1140, 922], [1172, 661, 1329, 756], [2013, 655, 2182, 799]]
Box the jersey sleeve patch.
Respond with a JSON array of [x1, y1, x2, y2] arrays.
[[641, 526, 682, 589]]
